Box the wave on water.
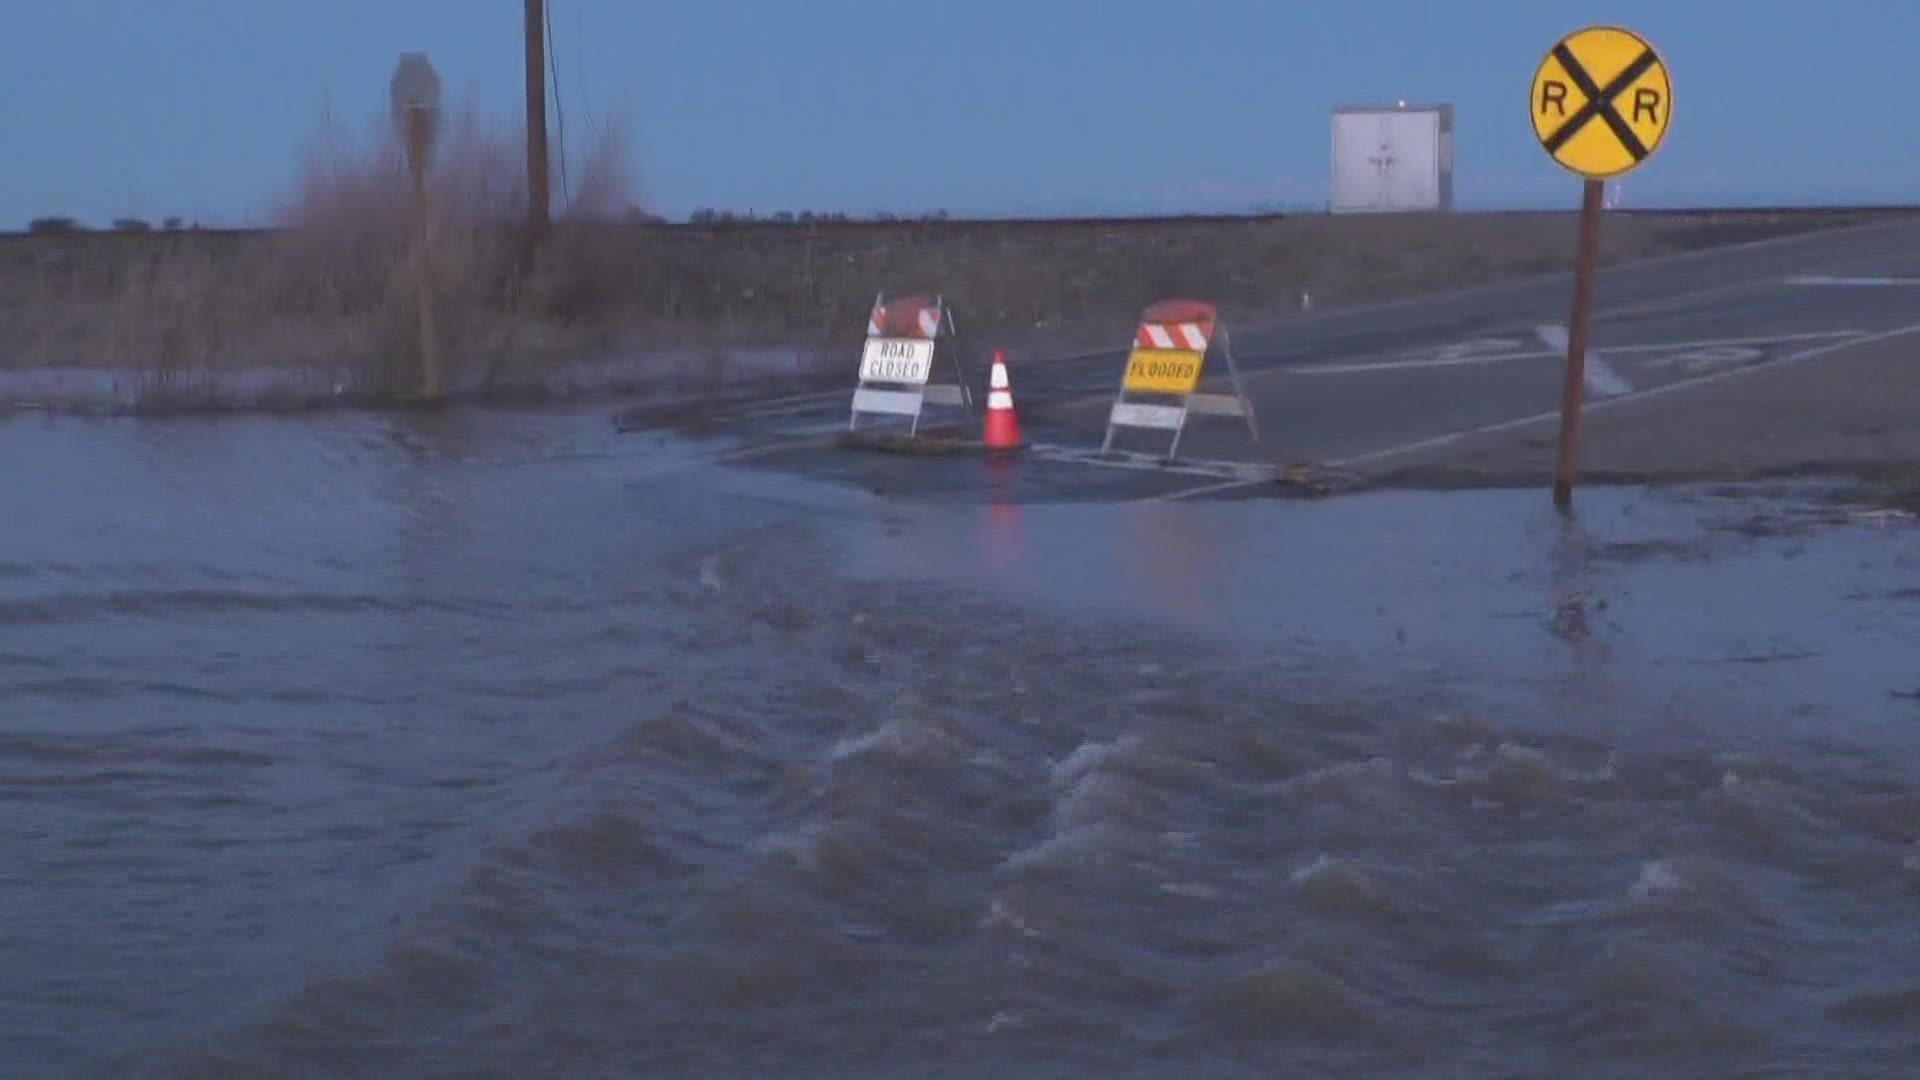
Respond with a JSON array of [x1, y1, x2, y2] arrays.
[[16, 494, 1916, 1079], [0, 586, 525, 628]]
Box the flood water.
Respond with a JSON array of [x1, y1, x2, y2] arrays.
[[3, 407, 1918, 1078]]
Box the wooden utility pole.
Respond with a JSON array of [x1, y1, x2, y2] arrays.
[[525, 0, 550, 242], [406, 114, 443, 401], [391, 53, 444, 401]]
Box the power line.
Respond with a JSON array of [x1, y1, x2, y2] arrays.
[[524, 0, 548, 239], [574, 1, 593, 137], [545, 0, 569, 212]]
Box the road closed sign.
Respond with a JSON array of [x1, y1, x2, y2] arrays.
[[858, 337, 935, 385], [1123, 348, 1205, 395]]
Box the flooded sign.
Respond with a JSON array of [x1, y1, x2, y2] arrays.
[[1102, 299, 1258, 461], [1123, 348, 1205, 396]]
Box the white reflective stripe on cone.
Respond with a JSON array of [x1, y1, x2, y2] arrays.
[[987, 390, 1014, 410], [989, 364, 1009, 390]]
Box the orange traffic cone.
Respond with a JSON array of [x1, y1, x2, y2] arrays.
[[982, 349, 1022, 451]]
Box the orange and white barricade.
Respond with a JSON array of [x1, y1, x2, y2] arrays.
[[849, 292, 972, 435], [1101, 299, 1258, 459]]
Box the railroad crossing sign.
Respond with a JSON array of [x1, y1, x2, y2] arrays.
[[1528, 24, 1672, 510], [1530, 25, 1672, 179]]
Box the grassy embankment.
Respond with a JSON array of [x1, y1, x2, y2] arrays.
[[3, 106, 1904, 415]]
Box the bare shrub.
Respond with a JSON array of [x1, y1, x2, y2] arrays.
[[12, 93, 862, 414], [28, 217, 83, 235], [79, 96, 666, 408], [1, 90, 652, 409]]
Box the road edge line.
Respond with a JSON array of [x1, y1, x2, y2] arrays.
[[1327, 319, 1920, 470]]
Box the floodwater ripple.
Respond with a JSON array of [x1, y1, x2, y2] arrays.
[[1, 411, 1916, 1078]]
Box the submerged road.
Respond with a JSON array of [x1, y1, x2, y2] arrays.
[[627, 216, 1920, 502]]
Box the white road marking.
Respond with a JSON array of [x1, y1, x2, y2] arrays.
[[600, 431, 846, 486], [1591, 278, 1775, 323], [1288, 350, 1554, 374], [1029, 258, 1888, 413], [1144, 473, 1278, 503], [1326, 320, 1920, 470], [1141, 320, 1920, 502], [1643, 344, 1763, 374], [775, 419, 866, 438], [1027, 442, 1273, 482], [1435, 337, 1526, 359], [1588, 361, 1634, 396], [1536, 324, 1631, 398], [1786, 275, 1920, 286], [1614, 330, 1863, 350], [1286, 330, 1865, 376], [725, 388, 858, 417], [1210, 217, 1904, 341]]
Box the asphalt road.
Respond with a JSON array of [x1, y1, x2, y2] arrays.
[[620, 217, 1920, 502]]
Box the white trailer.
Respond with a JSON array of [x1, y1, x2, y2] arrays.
[[1329, 103, 1455, 213]]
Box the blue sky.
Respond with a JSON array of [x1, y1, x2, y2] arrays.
[[3, 0, 1916, 226]]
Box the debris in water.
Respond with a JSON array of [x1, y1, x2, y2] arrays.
[[697, 553, 725, 593], [1549, 592, 1591, 641], [1628, 859, 1689, 903]]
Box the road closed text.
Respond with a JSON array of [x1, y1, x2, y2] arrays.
[[858, 337, 936, 385]]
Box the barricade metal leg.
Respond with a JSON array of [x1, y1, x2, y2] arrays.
[[1100, 346, 1137, 455], [942, 302, 973, 413], [1220, 325, 1260, 443]]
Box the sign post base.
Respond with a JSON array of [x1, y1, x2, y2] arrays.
[[1552, 178, 1605, 512]]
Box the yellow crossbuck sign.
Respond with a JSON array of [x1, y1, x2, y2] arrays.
[[1530, 25, 1672, 179]]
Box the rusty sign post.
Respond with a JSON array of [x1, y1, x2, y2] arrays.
[[390, 52, 445, 401], [1555, 178, 1604, 508], [1529, 25, 1673, 510]]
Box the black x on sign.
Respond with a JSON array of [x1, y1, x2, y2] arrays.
[[1530, 25, 1673, 180]]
